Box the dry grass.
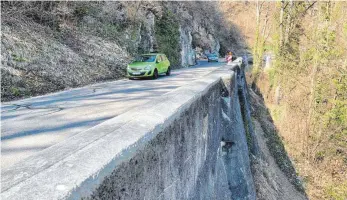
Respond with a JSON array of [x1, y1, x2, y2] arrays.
[[254, 71, 347, 200]]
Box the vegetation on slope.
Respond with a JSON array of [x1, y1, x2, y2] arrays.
[[220, 1, 347, 199], [1, 1, 243, 101], [154, 9, 180, 68], [249, 1, 347, 199]]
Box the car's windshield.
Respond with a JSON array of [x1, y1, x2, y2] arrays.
[[134, 55, 156, 62], [209, 54, 218, 57]]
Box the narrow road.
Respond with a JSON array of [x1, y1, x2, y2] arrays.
[[1, 61, 224, 169]]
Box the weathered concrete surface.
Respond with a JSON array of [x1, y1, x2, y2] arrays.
[[1, 61, 222, 169], [1, 64, 256, 200]]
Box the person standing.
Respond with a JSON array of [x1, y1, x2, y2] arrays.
[[226, 51, 233, 64]]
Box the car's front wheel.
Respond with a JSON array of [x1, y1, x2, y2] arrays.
[[166, 66, 171, 76], [152, 69, 158, 79]]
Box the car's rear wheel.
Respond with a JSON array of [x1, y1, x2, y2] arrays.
[[152, 69, 158, 79], [166, 66, 171, 76]]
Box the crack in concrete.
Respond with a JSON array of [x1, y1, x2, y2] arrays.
[[1, 104, 64, 115]]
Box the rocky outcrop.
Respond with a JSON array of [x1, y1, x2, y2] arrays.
[[1, 1, 243, 101]]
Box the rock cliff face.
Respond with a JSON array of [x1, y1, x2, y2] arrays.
[[1, 1, 243, 101]]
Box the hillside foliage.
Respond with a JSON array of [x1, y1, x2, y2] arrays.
[[253, 1, 347, 199], [154, 9, 180, 67]]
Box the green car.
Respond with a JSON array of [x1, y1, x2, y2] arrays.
[[127, 53, 171, 79]]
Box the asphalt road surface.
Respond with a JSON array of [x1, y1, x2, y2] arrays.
[[1, 61, 224, 169]]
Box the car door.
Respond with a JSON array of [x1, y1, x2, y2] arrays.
[[162, 55, 169, 71], [158, 55, 166, 73], [155, 55, 162, 73], [161, 55, 167, 73]]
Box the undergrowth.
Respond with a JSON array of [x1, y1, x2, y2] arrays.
[[154, 9, 180, 68], [251, 86, 306, 193]]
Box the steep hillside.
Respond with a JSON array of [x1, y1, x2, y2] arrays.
[[245, 1, 347, 199], [220, 1, 346, 199], [218, 1, 257, 47], [1, 1, 245, 101]]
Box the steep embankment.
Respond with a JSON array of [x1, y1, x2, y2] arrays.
[[236, 66, 307, 200], [1, 1, 245, 101], [252, 2, 347, 199], [220, 1, 347, 199], [249, 88, 307, 200]]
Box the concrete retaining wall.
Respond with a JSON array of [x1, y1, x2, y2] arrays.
[[1, 65, 256, 200]]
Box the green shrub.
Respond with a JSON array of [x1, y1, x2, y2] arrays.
[[74, 5, 89, 19], [155, 10, 180, 68], [12, 54, 27, 62], [10, 87, 21, 97]]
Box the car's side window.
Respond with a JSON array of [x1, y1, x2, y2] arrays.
[[157, 56, 162, 63], [163, 55, 167, 61]]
